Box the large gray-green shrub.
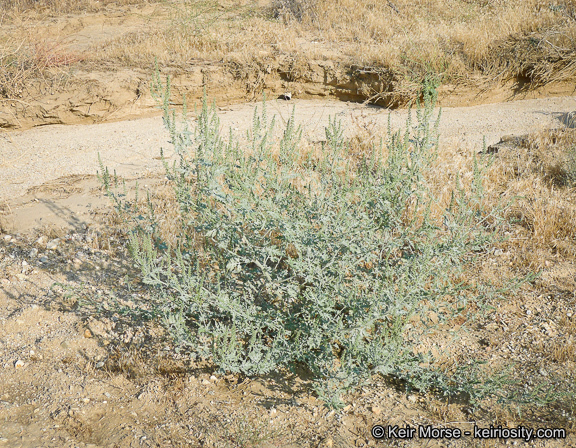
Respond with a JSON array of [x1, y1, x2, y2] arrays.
[[101, 75, 501, 407]]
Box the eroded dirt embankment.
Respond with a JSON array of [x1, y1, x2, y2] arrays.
[[2, 0, 575, 131], [2, 61, 575, 131]]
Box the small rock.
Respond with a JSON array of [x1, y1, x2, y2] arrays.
[[283, 92, 292, 101], [14, 360, 25, 369], [21, 260, 28, 267], [95, 361, 105, 369], [46, 239, 60, 250], [104, 392, 111, 398], [494, 248, 504, 256], [84, 329, 92, 338], [370, 406, 382, 415], [82, 398, 90, 404], [209, 375, 217, 382], [269, 408, 277, 416], [3, 235, 12, 242], [322, 438, 333, 448], [29, 248, 38, 258], [407, 394, 417, 403], [39, 256, 48, 263], [35, 236, 47, 247]]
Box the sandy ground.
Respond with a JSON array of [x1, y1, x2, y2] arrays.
[[2, 95, 575, 209], [0, 96, 575, 447]]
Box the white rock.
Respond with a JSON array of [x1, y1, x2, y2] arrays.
[[46, 239, 60, 250], [36, 236, 47, 246], [14, 360, 25, 369]]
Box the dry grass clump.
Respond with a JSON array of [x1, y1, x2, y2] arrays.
[[549, 316, 576, 363], [482, 25, 576, 87], [0, 0, 150, 16], [0, 33, 83, 99], [427, 127, 576, 274], [498, 130, 576, 269], [87, 1, 295, 68]]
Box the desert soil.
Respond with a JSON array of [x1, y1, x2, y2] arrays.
[[2, 95, 575, 227], [0, 94, 575, 447]]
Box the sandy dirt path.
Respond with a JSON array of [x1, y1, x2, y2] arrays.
[[1, 95, 574, 202]]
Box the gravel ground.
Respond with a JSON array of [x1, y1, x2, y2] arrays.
[[1, 96, 575, 201]]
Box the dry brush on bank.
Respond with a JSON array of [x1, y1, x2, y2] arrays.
[[2, 0, 576, 109]]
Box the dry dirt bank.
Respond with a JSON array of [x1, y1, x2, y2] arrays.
[[1, 1, 575, 131], [2, 63, 575, 131]]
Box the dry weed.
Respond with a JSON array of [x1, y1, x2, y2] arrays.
[[2, 0, 575, 104], [0, 33, 83, 99], [1, 0, 150, 16]]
